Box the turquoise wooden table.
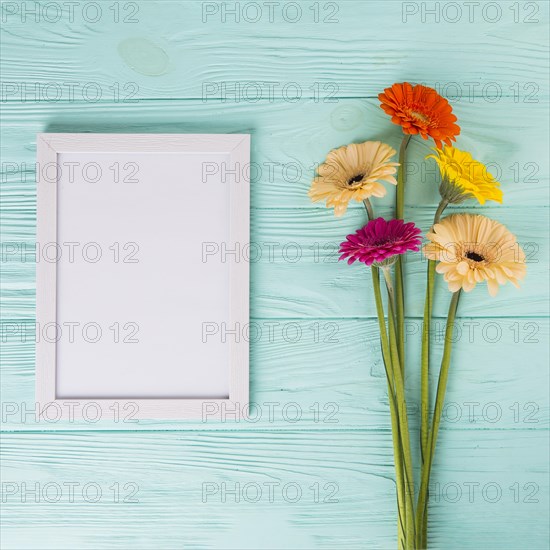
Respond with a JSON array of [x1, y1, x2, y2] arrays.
[[1, 1, 549, 548]]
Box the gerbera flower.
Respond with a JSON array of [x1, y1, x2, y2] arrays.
[[423, 213, 526, 296], [309, 141, 399, 217], [339, 217, 422, 267], [379, 83, 460, 149], [427, 146, 503, 205]]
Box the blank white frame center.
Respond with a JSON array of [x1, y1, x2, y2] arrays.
[[36, 133, 249, 420]]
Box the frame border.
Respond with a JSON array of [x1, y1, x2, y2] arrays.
[[35, 133, 250, 420]]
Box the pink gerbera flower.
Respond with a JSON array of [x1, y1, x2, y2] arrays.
[[339, 218, 422, 267]]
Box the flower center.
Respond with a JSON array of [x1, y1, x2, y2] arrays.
[[465, 251, 485, 262], [347, 173, 365, 186], [410, 110, 429, 124]]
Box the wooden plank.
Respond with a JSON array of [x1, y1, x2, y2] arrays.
[[1, 430, 548, 549], [2, 205, 547, 319], [1, 317, 547, 431], [1, 1, 548, 100], [248, 206, 548, 318], [1, 99, 549, 209]]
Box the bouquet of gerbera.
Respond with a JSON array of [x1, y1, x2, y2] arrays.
[[309, 82, 527, 550]]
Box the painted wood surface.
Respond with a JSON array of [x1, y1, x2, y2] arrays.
[[1, 99, 549, 209], [1, 1, 548, 548], [2, 205, 548, 319], [1, 317, 548, 431], [1, 431, 548, 549], [1, 1, 548, 99]]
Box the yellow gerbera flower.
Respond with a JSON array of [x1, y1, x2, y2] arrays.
[[427, 146, 503, 205], [309, 141, 399, 216], [423, 213, 526, 296]]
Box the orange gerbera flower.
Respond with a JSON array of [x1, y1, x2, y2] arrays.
[[379, 82, 460, 149]]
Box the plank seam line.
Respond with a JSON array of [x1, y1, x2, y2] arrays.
[[1, 427, 549, 436]]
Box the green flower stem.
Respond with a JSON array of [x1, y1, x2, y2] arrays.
[[432, 199, 448, 226], [395, 135, 411, 374], [383, 267, 400, 368], [420, 261, 436, 459], [419, 259, 435, 549], [416, 290, 462, 548], [419, 199, 448, 548], [372, 267, 406, 548], [420, 203, 447, 462], [383, 266, 416, 549], [396, 135, 412, 220], [366, 200, 412, 548], [363, 198, 375, 221]]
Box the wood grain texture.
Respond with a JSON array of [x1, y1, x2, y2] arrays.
[[1, 431, 548, 550], [0, 1, 548, 548], [1, 99, 549, 208], [1, 317, 548, 431], [1, 1, 548, 99], [2, 205, 548, 318]]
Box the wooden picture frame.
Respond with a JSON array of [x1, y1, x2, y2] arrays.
[[35, 133, 250, 420]]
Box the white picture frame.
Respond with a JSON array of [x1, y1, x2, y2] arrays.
[[35, 133, 250, 420]]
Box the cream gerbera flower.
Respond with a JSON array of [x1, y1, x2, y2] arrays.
[[423, 213, 526, 296], [427, 146, 503, 205], [309, 141, 399, 216]]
